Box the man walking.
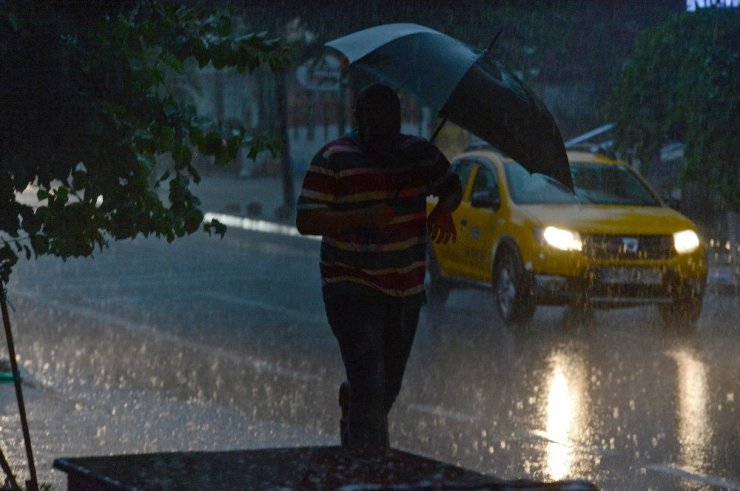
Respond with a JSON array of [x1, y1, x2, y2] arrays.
[[296, 84, 461, 448]]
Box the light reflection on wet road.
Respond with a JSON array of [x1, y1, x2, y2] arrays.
[[4, 228, 739, 490]]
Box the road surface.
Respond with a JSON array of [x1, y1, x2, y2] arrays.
[[3, 220, 738, 490]]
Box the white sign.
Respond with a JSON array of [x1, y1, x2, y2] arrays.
[[686, 0, 739, 10], [296, 55, 342, 92]]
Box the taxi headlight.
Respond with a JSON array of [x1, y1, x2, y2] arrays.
[[673, 229, 700, 254], [542, 226, 582, 251]]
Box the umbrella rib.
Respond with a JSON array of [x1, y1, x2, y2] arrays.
[[483, 28, 503, 56]]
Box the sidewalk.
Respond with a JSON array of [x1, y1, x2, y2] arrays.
[[0, 364, 334, 489], [194, 174, 302, 224]]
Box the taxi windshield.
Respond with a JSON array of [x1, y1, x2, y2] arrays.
[[570, 162, 660, 206], [504, 161, 580, 204]]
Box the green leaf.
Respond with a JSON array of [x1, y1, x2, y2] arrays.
[[226, 135, 243, 160], [203, 218, 226, 238], [172, 145, 193, 170], [159, 126, 176, 153], [52, 187, 70, 206], [71, 170, 88, 191], [188, 164, 201, 184], [188, 126, 204, 147], [203, 131, 224, 155], [30, 234, 49, 256], [185, 209, 204, 234], [161, 53, 184, 73], [155, 169, 171, 188], [6, 13, 22, 31]]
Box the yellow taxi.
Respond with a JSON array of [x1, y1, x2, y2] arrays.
[[426, 146, 707, 326]]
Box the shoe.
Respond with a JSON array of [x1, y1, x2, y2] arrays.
[[338, 381, 349, 447]]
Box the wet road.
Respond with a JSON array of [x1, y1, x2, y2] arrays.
[[5, 224, 739, 490]]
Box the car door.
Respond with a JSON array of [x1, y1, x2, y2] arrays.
[[456, 161, 501, 281], [432, 159, 476, 277]]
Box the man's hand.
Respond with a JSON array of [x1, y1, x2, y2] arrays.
[[427, 209, 456, 245]]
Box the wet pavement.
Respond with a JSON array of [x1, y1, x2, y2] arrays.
[[2, 174, 738, 490]]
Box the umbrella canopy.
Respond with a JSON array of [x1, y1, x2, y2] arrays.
[[326, 23, 574, 191]]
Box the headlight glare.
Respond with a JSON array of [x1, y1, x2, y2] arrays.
[[673, 229, 700, 254], [542, 226, 582, 251]]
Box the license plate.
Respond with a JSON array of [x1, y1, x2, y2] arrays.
[[600, 267, 662, 285]]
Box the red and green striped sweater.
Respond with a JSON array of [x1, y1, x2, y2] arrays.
[[297, 131, 454, 303]]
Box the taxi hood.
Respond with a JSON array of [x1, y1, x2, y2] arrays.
[[522, 204, 699, 235]]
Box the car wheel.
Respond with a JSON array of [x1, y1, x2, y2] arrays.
[[425, 247, 450, 307], [659, 294, 702, 330], [493, 247, 535, 325]]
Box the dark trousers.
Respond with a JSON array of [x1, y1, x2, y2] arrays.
[[323, 285, 420, 448]]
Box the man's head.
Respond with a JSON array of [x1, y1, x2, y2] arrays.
[[354, 84, 401, 156]]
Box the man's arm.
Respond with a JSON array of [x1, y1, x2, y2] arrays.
[[430, 171, 462, 214], [427, 172, 462, 245]]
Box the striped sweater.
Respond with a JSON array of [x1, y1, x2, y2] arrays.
[[297, 131, 453, 303]]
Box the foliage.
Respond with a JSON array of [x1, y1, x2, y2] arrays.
[[607, 8, 739, 210], [0, 2, 293, 284]]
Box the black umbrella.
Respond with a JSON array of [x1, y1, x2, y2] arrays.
[[326, 23, 573, 191]]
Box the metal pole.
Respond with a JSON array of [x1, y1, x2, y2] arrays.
[[0, 443, 20, 491], [276, 69, 295, 211], [0, 288, 38, 491]]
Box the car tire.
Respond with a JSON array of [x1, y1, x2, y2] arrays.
[[659, 294, 702, 330], [493, 247, 535, 325], [425, 247, 450, 307]]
